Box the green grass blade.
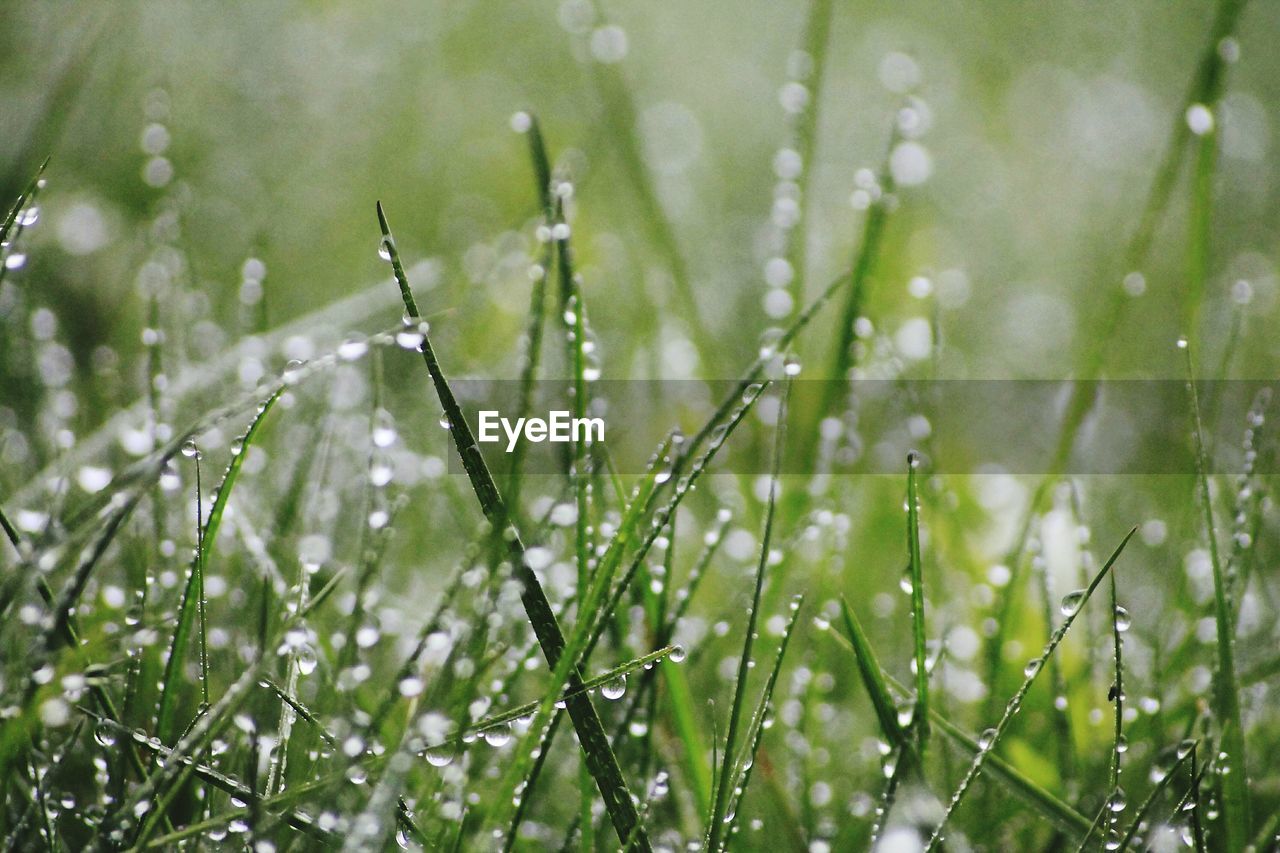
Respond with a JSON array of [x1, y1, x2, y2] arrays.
[[0, 506, 20, 552], [906, 451, 928, 744], [924, 704, 1091, 838], [1183, 341, 1250, 849], [376, 202, 649, 850], [462, 645, 678, 740], [0, 157, 49, 290], [721, 593, 805, 846], [156, 390, 282, 742], [1106, 572, 1126, 842], [925, 527, 1137, 851], [837, 597, 907, 747], [707, 380, 790, 852]]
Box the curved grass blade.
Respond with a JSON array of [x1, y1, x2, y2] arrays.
[[156, 389, 282, 742], [80, 710, 332, 844], [925, 527, 1137, 851]]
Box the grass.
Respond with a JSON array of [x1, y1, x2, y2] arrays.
[[3, 4, 1279, 851]]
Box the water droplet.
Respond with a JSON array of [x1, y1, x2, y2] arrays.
[[395, 330, 425, 350], [1107, 787, 1127, 812], [378, 236, 395, 262], [1177, 739, 1196, 759], [180, 439, 200, 459], [296, 645, 317, 676], [510, 111, 532, 134], [93, 722, 117, 747], [601, 675, 627, 701], [482, 725, 512, 747], [1114, 605, 1131, 632], [425, 746, 453, 767], [338, 337, 369, 361], [1060, 590, 1086, 616], [668, 645, 687, 663], [977, 728, 996, 750], [1023, 659, 1041, 678]]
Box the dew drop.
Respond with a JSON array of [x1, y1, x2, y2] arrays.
[[425, 746, 453, 767], [482, 725, 512, 747], [601, 675, 627, 701], [1059, 590, 1086, 616], [93, 722, 117, 747]]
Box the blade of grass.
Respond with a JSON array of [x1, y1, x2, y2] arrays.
[[1106, 572, 1126, 841], [706, 380, 790, 852], [0, 157, 49, 290], [377, 202, 649, 851], [925, 527, 1137, 851], [457, 645, 679, 741], [156, 390, 281, 743], [1182, 340, 1250, 849], [1079, 568, 1131, 852], [837, 597, 907, 747], [501, 388, 766, 841], [906, 451, 929, 745], [720, 593, 805, 847]]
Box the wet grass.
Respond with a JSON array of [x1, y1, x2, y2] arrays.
[[1, 3, 1276, 851]]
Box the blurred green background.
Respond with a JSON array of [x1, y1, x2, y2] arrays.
[[4, 0, 1279, 403]]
